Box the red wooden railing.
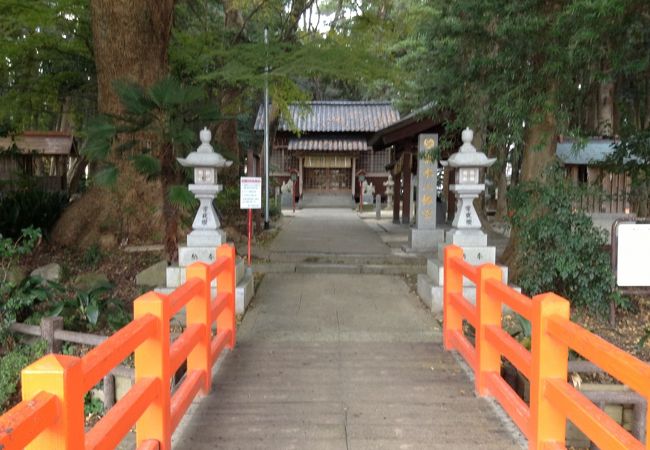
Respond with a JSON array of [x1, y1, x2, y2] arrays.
[[0, 244, 237, 450], [443, 244, 650, 450]]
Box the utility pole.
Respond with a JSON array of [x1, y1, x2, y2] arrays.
[[263, 26, 270, 229]]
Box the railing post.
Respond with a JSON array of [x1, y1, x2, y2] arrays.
[[134, 292, 171, 450], [40, 316, 63, 353], [186, 262, 212, 393], [216, 244, 236, 348], [475, 263, 503, 395], [529, 292, 570, 449], [443, 245, 464, 350], [21, 354, 84, 449]]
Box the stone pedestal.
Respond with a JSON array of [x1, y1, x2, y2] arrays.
[[281, 192, 293, 208]]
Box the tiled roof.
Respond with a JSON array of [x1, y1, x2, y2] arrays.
[[556, 140, 616, 165], [288, 136, 369, 152], [255, 101, 400, 132]]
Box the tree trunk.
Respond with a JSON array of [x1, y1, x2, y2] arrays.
[[519, 110, 558, 182], [598, 80, 615, 137], [160, 142, 180, 263], [90, 0, 174, 116], [214, 0, 245, 182], [502, 108, 558, 267]]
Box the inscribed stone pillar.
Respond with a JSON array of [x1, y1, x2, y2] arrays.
[[408, 134, 445, 250], [416, 134, 438, 228]]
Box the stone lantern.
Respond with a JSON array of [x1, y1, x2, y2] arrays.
[[417, 128, 508, 314], [177, 127, 232, 251], [159, 127, 255, 316], [441, 128, 496, 231]]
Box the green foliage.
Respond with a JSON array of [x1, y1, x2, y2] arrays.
[[82, 76, 218, 188], [49, 280, 127, 332], [82, 244, 102, 268], [0, 228, 48, 342], [508, 167, 622, 315], [0, 339, 47, 412], [0, 0, 95, 131], [2, 276, 57, 323], [638, 327, 650, 350], [0, 189, 68, 239], [168, 185, 198, 211], [84, 392, 104, 417], [215, 185, 241, 220]]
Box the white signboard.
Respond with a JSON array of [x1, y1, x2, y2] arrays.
[[240, 177, 262, 209], [617, 223, 650, 287]]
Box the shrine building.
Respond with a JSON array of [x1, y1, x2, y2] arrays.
[[254, 101, 400, 205]]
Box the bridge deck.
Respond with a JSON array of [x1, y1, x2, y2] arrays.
[[173, 272, 522, 449]]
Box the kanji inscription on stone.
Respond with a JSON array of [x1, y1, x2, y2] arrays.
[[416, 133, 439, 229]]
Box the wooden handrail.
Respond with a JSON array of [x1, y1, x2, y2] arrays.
[[443, 244, 650, 450], [0, 243, 237, 450]]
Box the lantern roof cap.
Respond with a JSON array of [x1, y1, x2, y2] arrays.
[[177, 127, 233, 168], [441, 128, 496, 168]]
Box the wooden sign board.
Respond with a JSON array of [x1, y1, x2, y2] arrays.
[[617, 223, 650, 287], [240, 177, 262, 209]]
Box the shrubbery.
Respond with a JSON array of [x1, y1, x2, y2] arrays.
[[0, 339, 47, 411], [508, 166, 624, 316], [0, 188, 68, 239]]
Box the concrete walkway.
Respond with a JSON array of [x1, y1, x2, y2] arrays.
[[173, 209, 523, 449]]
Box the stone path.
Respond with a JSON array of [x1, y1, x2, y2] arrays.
[[172, 209, 523, 449]]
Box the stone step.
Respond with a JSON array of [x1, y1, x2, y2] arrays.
[[262, 251, 427, 266], [156, 268, 254, 316], [255, 262, 425, 275], [165, 257, 247, 288], [426, 259, 509, 286], [417, 273, 521, 313]]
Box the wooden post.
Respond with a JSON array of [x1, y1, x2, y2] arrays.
[[402, 153, 412, 224], [216, 244, 236, 348], [186, 262, 212, 393], [475, 264, 504, 395], [134, 292, 171, 450], [21, 354, 84, 449], [529, 293, 570, 450], [393, 169, 401, 224], [40, 316, 64, 353], [102, 374, 115, 410], [443, 245, 464, 350]]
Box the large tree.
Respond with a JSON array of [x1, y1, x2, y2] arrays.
[[53, 1, 179, 255]]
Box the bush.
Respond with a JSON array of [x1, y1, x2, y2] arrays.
[[0, 188, 68, 239], [0, 339, 47, 412], [215, 185, 240, 219], [507, 166, 623, 315]]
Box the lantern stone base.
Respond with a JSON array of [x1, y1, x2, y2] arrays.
[[416, 227, 508, 313], [407, 228, 445, 251], [160, 256, 254, 315], [186, 229, 227, 247]]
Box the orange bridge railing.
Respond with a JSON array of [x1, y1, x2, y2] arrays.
[[0, 244, 237, 450], [443, 244, 650, 450]]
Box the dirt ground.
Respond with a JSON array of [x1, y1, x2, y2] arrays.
[[20, 242, 164, 322]]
